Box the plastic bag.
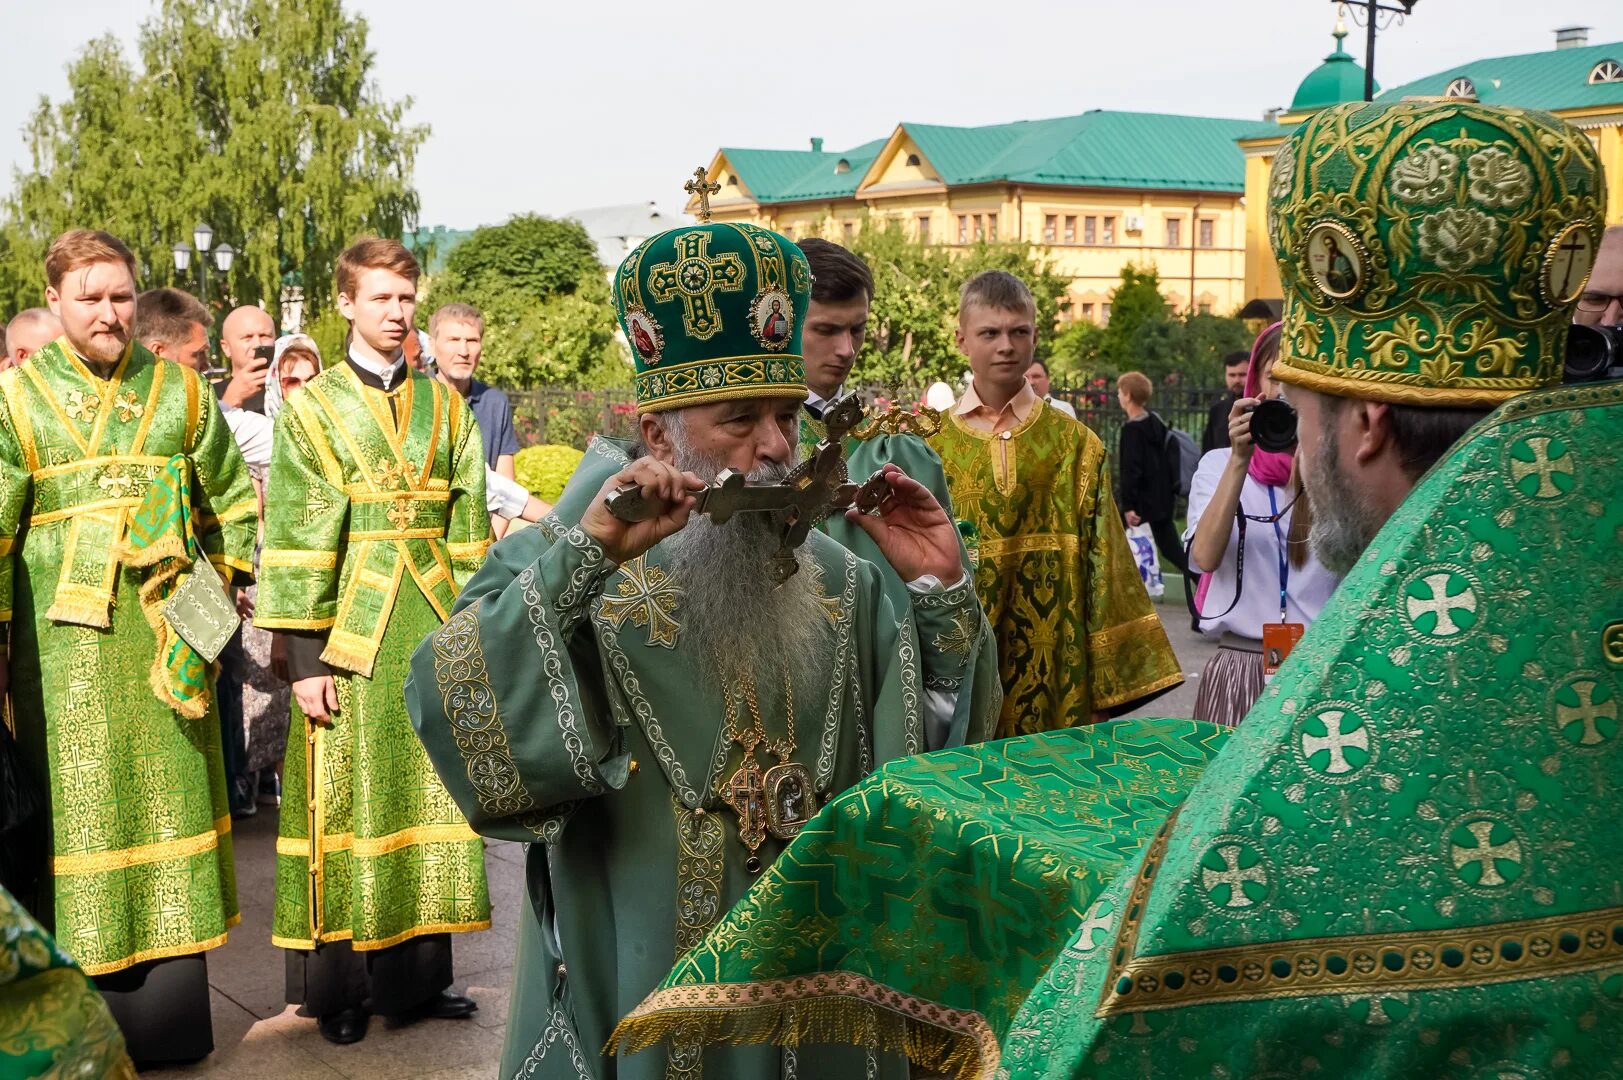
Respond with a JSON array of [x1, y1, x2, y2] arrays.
[[1125, 522, 1165, 599]]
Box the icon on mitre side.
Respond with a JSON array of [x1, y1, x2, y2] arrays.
[[749, 289, 793, 351], [625, 307, 665, 365]]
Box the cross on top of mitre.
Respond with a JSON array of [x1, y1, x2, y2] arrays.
[[684, 166, 721, 223]]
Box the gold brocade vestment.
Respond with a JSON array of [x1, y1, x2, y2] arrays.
[[0, 338, 257, 975], [929, 399, 1181, 736]]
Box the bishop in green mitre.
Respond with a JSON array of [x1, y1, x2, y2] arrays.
[[613, 102, 1623, 1077], [257, 239, 491, 1046], [405, 213, 999, 1079], [0, 230, 257, 1067], [795, 237, 997, 747]]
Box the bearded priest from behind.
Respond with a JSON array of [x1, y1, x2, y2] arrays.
[[406, 218, 998, 1078], [929, 270, 1180, 737]]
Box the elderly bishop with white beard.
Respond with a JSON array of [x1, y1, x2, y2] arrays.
[[405, 216, 1000, 1080]]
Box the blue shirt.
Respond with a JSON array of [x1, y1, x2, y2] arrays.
[[465, 378, 519, 465]]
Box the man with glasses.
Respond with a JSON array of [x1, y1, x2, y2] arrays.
[[1575, 224, 1623, 327]]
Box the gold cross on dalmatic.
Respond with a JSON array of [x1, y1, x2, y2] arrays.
[[684, 166, 721, 224]]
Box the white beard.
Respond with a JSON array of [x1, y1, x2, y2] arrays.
[[659, 436, 834, 690]]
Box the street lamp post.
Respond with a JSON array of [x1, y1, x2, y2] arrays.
[[1338, 0, 1419, 102], [174, 221, 236, 307]]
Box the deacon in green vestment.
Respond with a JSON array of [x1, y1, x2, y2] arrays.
[[406, 212, 999, 1079], [0, 231, 257, 1066], [795, 237, 997, 748], [930, 271, 1181, 738], [257, 239, 490, 1044], [611, 101, 1622, 1079]]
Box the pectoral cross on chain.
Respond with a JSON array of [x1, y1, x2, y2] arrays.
[[685, 166, 721, 223]]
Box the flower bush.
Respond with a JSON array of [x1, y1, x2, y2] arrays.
[[514, 444, 586, 505]]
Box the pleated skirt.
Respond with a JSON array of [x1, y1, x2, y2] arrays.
[[1191, 636, 1266, 728]]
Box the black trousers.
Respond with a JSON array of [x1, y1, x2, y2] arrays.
[[95, 954, 213, 1066], [1146, 517, 1188, 574], [286, 932, 452, 1018]]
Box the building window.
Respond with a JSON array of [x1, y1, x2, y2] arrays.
[[917, 214, 931, 242], [1062, 216, 1076, 244], [1101, 302, 1113, 321], [1198, 301, 1213, 315], [1199, 218, 1214, 248], [842, 221, 855, 242], [905, 153, 922, 166], [973, 215, 984, 241], [987, 214, 998, 242], [1445, 77, 1477, 99], [1083, 216, 1096, 245], [957, 215, 969, 244], [1057, 302, 1073, 325], [1166, 218, 1181, 248], [1081, 302, 1095, 322], [1043, 215, 1058, 243], [1591, 59, 1623, 84], [1103, 217, 1116, 244]]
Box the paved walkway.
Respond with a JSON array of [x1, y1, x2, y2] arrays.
[[147, 605, 1216, 1078]]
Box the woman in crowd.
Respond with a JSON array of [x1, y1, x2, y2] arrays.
[[240, 333, 324, 802], [1184, 323, 1339, 726]]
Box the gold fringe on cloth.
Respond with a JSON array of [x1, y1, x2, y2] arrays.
[[609, 976, 1000, 1080], [120, 530, 212, 719]]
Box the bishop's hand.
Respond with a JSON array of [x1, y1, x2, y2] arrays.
[[845, 464, 962, 584], [583, 458, 704, 564]]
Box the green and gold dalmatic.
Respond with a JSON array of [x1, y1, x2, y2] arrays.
[[0, 338, 257, 976], [258, 363, 492, 952], [929, 404, 1181, 737]]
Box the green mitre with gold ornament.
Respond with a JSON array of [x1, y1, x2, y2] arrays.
[[615, 169, 811, 414], [1269, 99, 1605, 406]]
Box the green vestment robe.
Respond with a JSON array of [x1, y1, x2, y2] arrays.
[[992, 374, 1623, 1076], [800, 408, 1001, 748], [405, 436, 1000, 1079], [0, 884, 136, 1078], [257, 363, 492, 953], [0, 338, 257, 977], [929, 402, 1182, 737], [626, 379, 1623, 1077]]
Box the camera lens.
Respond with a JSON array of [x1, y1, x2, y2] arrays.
[[1565, 323, 1621, 384], [1250, 399, 1298, 453]]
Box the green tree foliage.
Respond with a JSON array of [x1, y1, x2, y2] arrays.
[[422, 214, 629, 389], [847, 218, 1069, 387], [0, 0, 424, 322], [1047, 263, 1251, 386]]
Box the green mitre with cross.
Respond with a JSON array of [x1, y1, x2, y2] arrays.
[[1269, 99, 1605, 407], [615, 168, 812, 415]]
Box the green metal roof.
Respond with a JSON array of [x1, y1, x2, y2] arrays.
[[1375, 40, 1623, 111], [1291, 27, 1372, 111], [721, 111, 1253, 204], [720, 139, 888, 205]]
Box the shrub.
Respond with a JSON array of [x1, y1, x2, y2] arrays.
[[513, 444, 585, 505]]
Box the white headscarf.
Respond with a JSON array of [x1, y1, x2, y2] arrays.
[[264, 333, 323, 421]]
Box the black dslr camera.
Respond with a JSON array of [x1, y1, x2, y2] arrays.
[[1565, 324, 1623, 383], [1248, 398, 1298, 453]]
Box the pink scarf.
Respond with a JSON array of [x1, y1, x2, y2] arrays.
[[1195, 321, 1289, 617], [1245, 321, 1293, 488]]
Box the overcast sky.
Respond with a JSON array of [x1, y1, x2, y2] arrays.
[[1, 2, 1618, 228]]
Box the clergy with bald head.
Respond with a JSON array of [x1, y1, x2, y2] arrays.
[[3, 308, 63, 370]]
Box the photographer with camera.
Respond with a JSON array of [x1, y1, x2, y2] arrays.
[[1182, 322, 1339, 727]]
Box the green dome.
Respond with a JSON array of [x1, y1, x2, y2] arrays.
[[1290, 24, 1373, 112]]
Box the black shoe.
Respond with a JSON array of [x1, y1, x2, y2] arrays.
[[426, 991, 478, 1019], [318, 1007, 370, 1045]]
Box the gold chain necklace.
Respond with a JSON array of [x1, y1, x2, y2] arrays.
[[720, 672, 817, 872]]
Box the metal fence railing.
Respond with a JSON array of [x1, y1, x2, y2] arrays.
[[507, 383, 1229, 491]]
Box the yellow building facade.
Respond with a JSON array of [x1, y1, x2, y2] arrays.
[[1240, 27, 1623, 305], [697, 111, 1257, 322]]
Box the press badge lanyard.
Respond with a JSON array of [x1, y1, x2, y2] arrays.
[[1184, 486, 1298, 624], [1261, 485, 1305, 679]]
